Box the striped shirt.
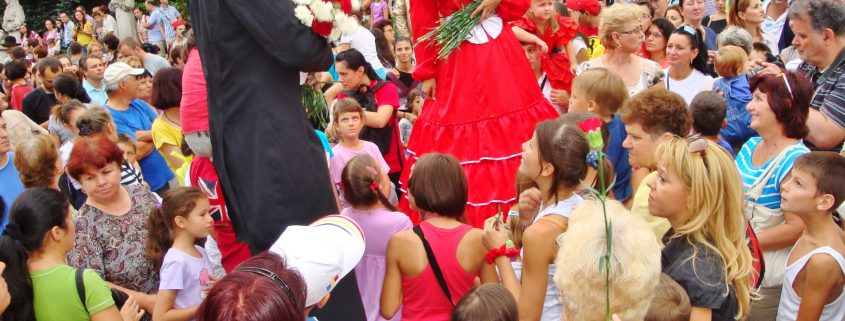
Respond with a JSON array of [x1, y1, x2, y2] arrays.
[[121, 161, 146, 186], [736, 137, 809, 210], [799, 53, 845, 150]]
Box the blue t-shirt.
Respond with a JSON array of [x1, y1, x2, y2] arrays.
[[147, 9, 165, 42], [107, 99, 174, 191], [606, 115, 632, 202], [0, 153, 25, 233], [736, 137, 808, 209], [716, 139, 734, 157]]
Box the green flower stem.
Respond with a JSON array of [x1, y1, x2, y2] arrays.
[[598, 152, 611, 321], [419, 0, 483, 60]]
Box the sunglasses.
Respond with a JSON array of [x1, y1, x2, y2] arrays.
[[686, 134, 710, 172]]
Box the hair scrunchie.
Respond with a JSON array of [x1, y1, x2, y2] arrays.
[[586, 150, 601, 170], [3, 223, 23, 241]]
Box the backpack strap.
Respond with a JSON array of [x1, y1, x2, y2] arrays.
[[413, 225, 454, 306], [75, 268, 88, 313]]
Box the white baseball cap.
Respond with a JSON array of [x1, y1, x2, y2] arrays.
[[269, 215, 366, 307], [103, 62, 145, 88]]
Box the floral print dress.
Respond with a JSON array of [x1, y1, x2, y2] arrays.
[[68, 184, 161, 294]]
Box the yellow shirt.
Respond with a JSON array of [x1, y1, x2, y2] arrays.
[[151, 117, 184, 170], [75, 22, 94, 46], [631, 171, 671, 242]]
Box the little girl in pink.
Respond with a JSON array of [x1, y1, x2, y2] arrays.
[[340, 154, 412, 321]]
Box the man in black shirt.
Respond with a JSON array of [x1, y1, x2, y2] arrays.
[[21, 57, 62, 126]]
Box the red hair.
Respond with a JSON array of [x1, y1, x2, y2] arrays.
[[66, 134, 125, 181], [196, 252, 307, 321], [749, 71, 812, 139]]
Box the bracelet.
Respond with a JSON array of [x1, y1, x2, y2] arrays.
[[484, 244, 519, 264]]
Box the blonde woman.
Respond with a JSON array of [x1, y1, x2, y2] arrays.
[[554, 200, 662, 321], [647, 137, 754, 321], [576, 3, 664, 97]]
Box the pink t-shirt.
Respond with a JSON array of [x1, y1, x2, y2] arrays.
[[343, 207, 412, 321], [180, 48, 209, 134], [330, 141, 390, 184]]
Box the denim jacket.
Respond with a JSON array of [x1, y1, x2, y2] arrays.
[[714, 75, 757, 146]]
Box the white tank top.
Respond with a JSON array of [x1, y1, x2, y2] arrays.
[[777, 246, 845, 321], [514, 193, 583, 321]]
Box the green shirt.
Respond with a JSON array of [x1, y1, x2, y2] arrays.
[[31, 265, 115, 321]]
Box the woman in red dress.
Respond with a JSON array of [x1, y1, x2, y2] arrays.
[[403, 0, 559, 227], [511, 0, 579, 93]]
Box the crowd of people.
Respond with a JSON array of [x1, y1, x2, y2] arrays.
[[1, 0, 845, 320]]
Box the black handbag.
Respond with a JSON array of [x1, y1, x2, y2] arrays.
[[75, 268, 152, 321]]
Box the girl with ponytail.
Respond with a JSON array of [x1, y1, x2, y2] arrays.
[[0, 188, 141, 321], [340, 154, 412, 321], [145, 187, 215, 321], [50, 72, 92, 145]]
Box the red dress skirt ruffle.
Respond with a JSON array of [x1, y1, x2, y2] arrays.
[[399, 27, 558, 227]]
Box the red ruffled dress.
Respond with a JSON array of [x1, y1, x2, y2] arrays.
[[402, 0, 559, 227], [512, 15, 578, 92]]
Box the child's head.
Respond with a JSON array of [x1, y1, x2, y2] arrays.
[[749, 42, 772, 66], [649, 137, 753, 319], [116, 133, 137, 164], [407, 87, 423, 115], [689, 91, 726, 137], [782, 152, 845, 215], [520, 119, 589, 199], [644, 274, 691, 321], [331, 98, 365, 141], [146, 187, 212, 269], [341, 154, 397, 211], [714, 45, 748, 78], [528, 0, 557, 27], [450, 284, 518, 321], [569, 68, 628, 116], [408, 153, 468, 219]]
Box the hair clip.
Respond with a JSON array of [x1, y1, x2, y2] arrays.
[[369, 181, 380, 191], [236, 267, 295, 302], [365, 166, 378, 177], [686, 134, 707, 156]]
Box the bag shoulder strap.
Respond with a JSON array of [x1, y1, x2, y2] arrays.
[[747, 144, 794, 200], [412, 225, 454, 306], [370, 80, 389, 92], [75, 268, 89, 313]]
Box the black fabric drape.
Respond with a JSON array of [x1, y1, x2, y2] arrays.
[[190, 0, 337, 253]]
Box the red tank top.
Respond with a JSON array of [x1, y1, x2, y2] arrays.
[[401, 221, 476, 321]]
